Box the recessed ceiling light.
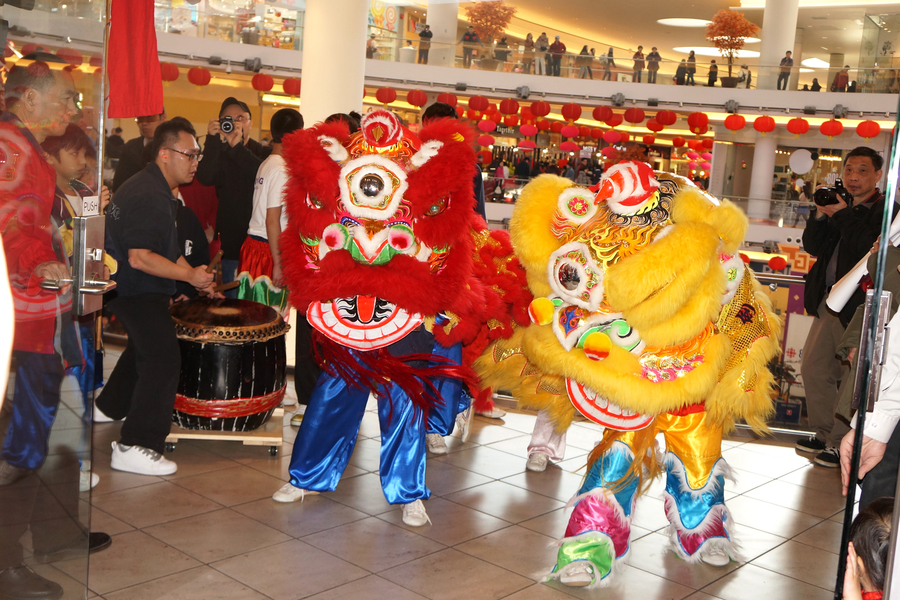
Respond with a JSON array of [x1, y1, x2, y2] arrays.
[[802, 58, 831, 68], [672, 46, 760, 57], [799, 68, 815, 73], [657, 18, 711, 27]]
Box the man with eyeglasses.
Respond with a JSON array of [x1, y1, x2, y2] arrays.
[[111, 108, 166, 192], [196, 97, 271, 295], [99, 118, 216, 477]]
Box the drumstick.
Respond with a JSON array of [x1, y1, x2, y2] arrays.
[[206, 250, 223, 274], [199, 280, 240, 297]]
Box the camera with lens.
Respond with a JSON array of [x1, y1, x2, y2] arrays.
[[219, 115, 235, 134], [814, 179, 853, 207]]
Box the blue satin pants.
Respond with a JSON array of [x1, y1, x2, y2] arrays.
[[425, 341, 470, 436], [2, 352, 65, 471], [288, 369, 430, 505]]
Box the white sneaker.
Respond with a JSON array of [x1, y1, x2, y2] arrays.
[[401, 499, 431, 527], [272, 482, 319, 503], [455, 404, 474, 442], [699, 543, 731, 567], [526, 452, 550, 472], [475, 406, 506, 419], [79, 461, 99, 492], [92, 403, 116, 423], [110, 442, 177, 476], [290, 413, 303, 427], [558, 561, 595, 587], [281, 391, 297, 406], [426, 433, 449, 455]]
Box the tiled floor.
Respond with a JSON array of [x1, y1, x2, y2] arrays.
[[38, 347, 855, 599]]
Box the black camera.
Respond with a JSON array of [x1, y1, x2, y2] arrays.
[[814, 179, 854, 207], [219, 115, 235, 134]]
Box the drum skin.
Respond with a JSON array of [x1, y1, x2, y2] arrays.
[[169, 298, 289, 431]]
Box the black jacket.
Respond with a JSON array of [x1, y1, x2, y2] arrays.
[[196, 134, 271, 261], [802, 190, 893, 324], [112, 137, 153, 192]]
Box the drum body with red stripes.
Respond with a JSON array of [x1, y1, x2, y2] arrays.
[[169, 298, 289, 431]]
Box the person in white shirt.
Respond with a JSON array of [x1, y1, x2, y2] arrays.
[[236, 108, 303, 316]]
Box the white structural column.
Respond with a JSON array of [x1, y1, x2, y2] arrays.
[[300, 0, 368, 125], [747, 133, 777, 219], [757, 0, 800, 91], [426, 0, 459, 68]]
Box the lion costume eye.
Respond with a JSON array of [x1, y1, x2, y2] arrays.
[[557, 263, 581, 291], [426, 197, 448, 216], [307, 195, 323, 209], [547, 242, 604, 312]]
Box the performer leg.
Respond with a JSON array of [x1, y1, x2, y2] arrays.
[[526, 408, 566, 472], [658, 411, 735, 565], [286, 371, 370, 493], [551, 432, 646, 587], [425, 342, 464, 437], [376, 383, 430, 505]]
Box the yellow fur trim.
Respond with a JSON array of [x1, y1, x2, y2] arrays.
[[605, 222, 720, 316], [510, 175, 573, 278], [522, 324, 731, 417], [669, 189, 748, 255]]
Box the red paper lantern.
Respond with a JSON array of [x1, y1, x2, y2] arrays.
[[550, 121, 564, 134], [754, 115, 776, 136], [820, 119, 844, 140], [701, 138, 714, 150], [20, 43, 47, 56], [561, 102, 583, 122], [620, 133, 631, 143], [92, 67, 103, 83], [374, 86, 396, 104], [465, 109, 479, 121], [724, 114, 746, 131], [561, 125, 579, 138], [593, 106, 613, 122], [646, 119, 664, 133], [436, 92, 458, 107], [520, 124, 538, 136], [591, 127, 604, 140], [624, 107, 645, 124], [786, 117, 810, 138], [700, 161, 712, 170], [531, 100, 551, 117], [160, 62, 180, 83], [694, 124, 709, 136], [478, 120, 497, 132], [768, 256, 788, 271], [687, 112, 709, 134], [687, 139, 700, 150], [187, 66, 211, 88], [672, 136, 686, 148], [63, 65, 82, 82], [503, 115, 520, 127], [656, 110, 678, 126], [56, 47, 83, 66], [740, 253, 751, 264], [537, 119, 551, 131], [485, 103, 498, 115], [579, 125, 591, 138], [856, 120, 881, 141], [560, 141, 580, 152], [468, 95, 489, 112], [701, 152, 713, 161], [643, 135, 656, 145], [477, 134, 495, 147], [89, 54, 103, 68], [499, 98, 520, 115], [687, 151, 700, 160], [603, 130, 621, 144], [605, 113, 623, 128], [477, 149, 492, 164], [251, 73, 274, 92], [601, 147, 617, 158], [519, 140, 537, 149], [407, 89, 428, 107], [520, 107, 534, 122]]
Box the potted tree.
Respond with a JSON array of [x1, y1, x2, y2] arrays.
[[706, 9, 759, 88], [464, 0, 517, 71]]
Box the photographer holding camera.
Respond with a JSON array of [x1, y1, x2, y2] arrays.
[[798, 147, 894, 467], [196, 97, 271, 292]]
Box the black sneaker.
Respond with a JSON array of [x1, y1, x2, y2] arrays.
[[814, 447, 840, 468], [795, 436, 825, 454]]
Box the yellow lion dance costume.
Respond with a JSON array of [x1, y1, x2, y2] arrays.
[[476, 162, 781, 586]]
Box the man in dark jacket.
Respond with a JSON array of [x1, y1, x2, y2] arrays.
[[111, 109, 166, 191], [196, 97, 271, 292], [549, 36, 566, 76], [799, 147, 893, 468], [418, 24, 433, 64]]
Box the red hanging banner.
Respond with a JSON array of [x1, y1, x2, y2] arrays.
[[107, 0, 164, 118]]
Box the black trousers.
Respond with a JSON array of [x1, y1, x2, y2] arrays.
[[418, 49, 429, 64], [293, 314, 321, 407], [860, 424, 900, 510], [777, 72, 790, 90], [97, 294, 179, 454], [551, 55, 561, 76], [648, 70, 657, 84]]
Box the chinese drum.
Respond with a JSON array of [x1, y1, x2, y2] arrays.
[[169, 298, 289, 431]]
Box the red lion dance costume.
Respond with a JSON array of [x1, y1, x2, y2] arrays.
[[273, 110, 529, 525]]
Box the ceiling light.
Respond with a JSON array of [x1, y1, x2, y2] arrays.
[[672, 47, 760, 58], [802, 58, 831, 68], [799, 68, 814, 73], [657, 18, 711, 27]]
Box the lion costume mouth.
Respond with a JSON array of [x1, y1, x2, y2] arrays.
[[307, 295, 424, 350], [566, 379, 654, 431]]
